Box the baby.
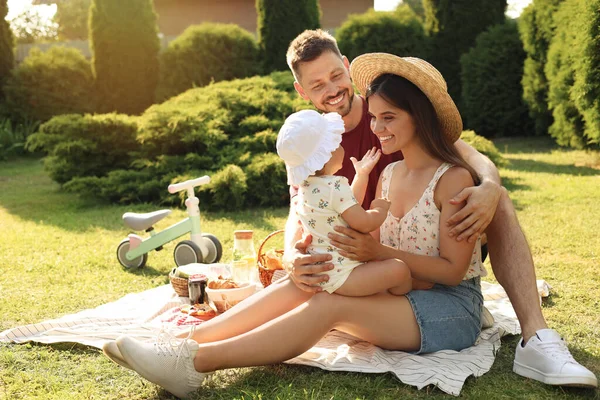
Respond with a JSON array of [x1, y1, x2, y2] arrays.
[[277, 110, 411, 296]]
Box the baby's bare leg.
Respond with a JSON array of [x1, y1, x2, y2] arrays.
[[335, 259, 412, 297]]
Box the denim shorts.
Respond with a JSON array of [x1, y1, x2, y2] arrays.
[[405, 277, 483, 354]]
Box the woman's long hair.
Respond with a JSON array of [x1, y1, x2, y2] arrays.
[[366, 73, 480, 185]]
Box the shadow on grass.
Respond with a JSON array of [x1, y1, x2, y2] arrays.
[[0, 158, 289, 233], [507, 158, 600, 176]]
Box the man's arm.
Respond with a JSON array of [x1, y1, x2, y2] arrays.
[[449, 139, 504, 243]]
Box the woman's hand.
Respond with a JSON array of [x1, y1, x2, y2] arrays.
[[328, 226, 381, 262], [284, 234, 334, 293], [350, 147, 381, 177], [446, 180, 503, 243]]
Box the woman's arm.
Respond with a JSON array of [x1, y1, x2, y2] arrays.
[[379, 167, 477, 285]]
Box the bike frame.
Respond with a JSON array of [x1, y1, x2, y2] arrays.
[[125, 190, 205, 261]]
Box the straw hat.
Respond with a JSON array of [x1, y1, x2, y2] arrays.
[[350, 53, 462, 143], [277, 110, 344, 185]]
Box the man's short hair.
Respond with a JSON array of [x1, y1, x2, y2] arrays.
[[286, 29, 343, 82]]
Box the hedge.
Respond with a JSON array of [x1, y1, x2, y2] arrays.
[[3, 47, 94, 123], [0, 0, 14, 102], [156, 23, 261, 102], [460, 20, 532, 137], [336, 7, 429, 62]]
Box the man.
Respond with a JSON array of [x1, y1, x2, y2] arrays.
[[282, 29, 597, 388]]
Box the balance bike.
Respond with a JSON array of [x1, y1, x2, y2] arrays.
[[116, 175, 222, 269]]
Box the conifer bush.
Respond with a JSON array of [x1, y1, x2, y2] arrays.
[[26, 113, 139, 184], [257, 0, 320, 73], [460, 21, 532, 137], [90, 0, 160, 115], [518, 0, 564, 136], [546, 0, 600, 148], [423, 0, 506, 104], [336, 7, 429, 62], [156, 23, 261, 102], [4, 47, 94, 123], [0, 0, 14, 102]]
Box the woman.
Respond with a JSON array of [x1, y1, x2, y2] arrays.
[[103, 54, 485, 399]]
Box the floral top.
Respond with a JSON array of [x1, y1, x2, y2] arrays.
[[297, 175, 362, 270], [380, 162, 487, 280]]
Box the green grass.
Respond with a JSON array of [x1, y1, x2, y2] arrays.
[[1, 137, 599, 399]]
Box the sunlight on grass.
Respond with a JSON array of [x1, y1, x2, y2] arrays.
[[1, 138, 598, 399]]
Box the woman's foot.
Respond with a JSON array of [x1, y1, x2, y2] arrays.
[[102, 340, 131, 370], [116, 332, 209, 399]]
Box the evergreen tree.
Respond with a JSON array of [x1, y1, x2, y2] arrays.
[[423, 0, 506, 105], [90, 0, 160, 115], [0, 0, 14, 102], [256, 0, 320, 73], [518, 0, 563, 136]]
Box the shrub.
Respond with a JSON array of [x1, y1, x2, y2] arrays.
[[3, 47, 94, 123], [518, 0, 564, 136], [257, 0, 320, 73], [336, 7, 429, 62], [546, 0, 600, 148], [90, 0, 159, 115], [200, 164, 248, 211], [423, 0, 507, 104], [245, 152, 288, 207], [460, 20, 532, 137], [156, 23, 260, 102], [460, 130, 506, 167], [44, 72, 304, 208], [26, 113, 140, 184], [0, 118, 40, 160], [0, 0, 14, 101]]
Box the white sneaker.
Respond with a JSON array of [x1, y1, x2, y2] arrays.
[[514, 329, 598, 388], [102, 340, 131, 370], [116, 330, 208, 399]]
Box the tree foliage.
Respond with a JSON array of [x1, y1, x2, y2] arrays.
[[336, 7, 429, 62], [423, 0, 506, 105], [461, 20, 532, 137], [54, 0, 90, 41], [89, 0, 160, 115], [545, 0, 600, 148], [0, 0, 14, 101], [518, 0, 564, 135], [256, 0, 320, 73]]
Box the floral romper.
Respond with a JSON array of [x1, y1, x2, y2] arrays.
[[296, 175, 363, 293]]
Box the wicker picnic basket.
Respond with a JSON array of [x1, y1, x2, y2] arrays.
[[257, 229, 286, 288], [169, 268, 189, 297]]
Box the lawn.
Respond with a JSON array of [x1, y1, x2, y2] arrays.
[[0, 137, 598, 399]]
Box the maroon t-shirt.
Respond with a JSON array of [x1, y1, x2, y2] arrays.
[[337, 97, 403, 208], [290, 97, 403, 208]]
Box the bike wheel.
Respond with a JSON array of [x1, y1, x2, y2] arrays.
[[117, 238, 148, 269], [202, 233, 223, 263], [174, 240, 203, 267]]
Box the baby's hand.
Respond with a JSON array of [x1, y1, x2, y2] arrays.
[[371, 197, 391, 211], [350, 147, 381, 177]]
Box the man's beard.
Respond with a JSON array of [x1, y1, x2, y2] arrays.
[[316, 89, 354, 117]]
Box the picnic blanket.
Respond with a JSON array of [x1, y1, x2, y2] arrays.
[[0, 280, 551, 396]]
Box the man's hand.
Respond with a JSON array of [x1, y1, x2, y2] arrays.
[[350, 147, 381, 177], [328, 226, 380, 262], [284, 234, 334, 293], [446, 180, 504, 243]]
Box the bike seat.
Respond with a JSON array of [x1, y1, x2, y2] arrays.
[[122, 209, 172, 231]]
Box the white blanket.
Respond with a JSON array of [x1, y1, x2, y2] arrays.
[[0, 280, 550, 396]]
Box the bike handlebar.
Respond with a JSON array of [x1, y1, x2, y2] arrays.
[[168, 176, 210, 194]]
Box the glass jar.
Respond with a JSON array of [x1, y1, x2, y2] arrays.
[[232, 230, 257, 283]]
